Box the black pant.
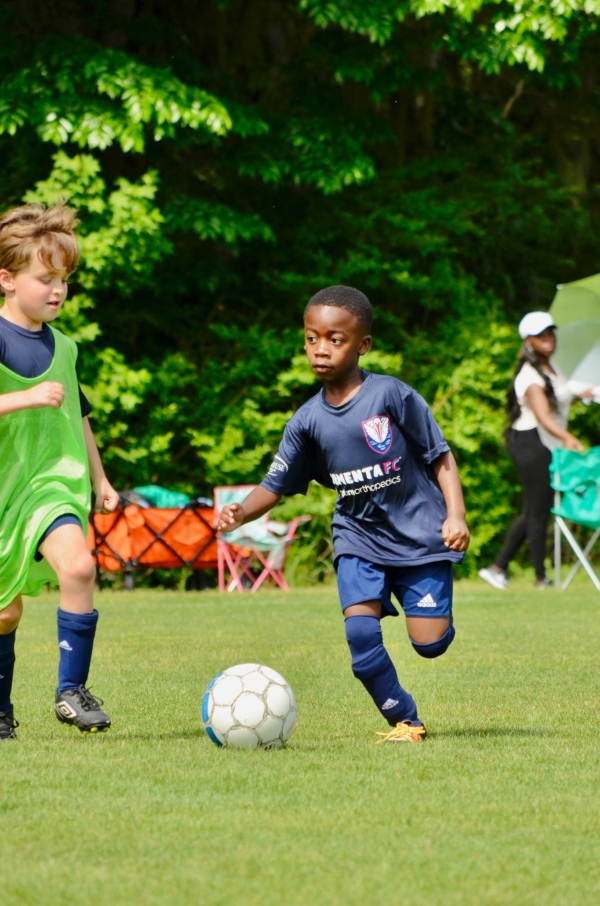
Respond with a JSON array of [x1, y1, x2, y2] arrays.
[[495, 428, 553, 581]]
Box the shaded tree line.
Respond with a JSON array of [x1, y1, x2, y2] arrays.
[[2, 0, 600, 577]]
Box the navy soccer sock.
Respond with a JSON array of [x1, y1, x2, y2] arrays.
[[0, 630, 16, 711], [57, 609, 99, 695], [345, 615, 420, 726]]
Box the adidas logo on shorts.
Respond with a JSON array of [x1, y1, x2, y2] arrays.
[[416, 593, 437, 609]]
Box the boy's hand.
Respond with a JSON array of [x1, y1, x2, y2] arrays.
[[94, 477, 120, 514], [217, 503, 244, 533], [442, 516, 470, 552], [25, 382, 65, 409]]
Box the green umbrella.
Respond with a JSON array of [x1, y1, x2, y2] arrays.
[[549, 273, 600, 386]]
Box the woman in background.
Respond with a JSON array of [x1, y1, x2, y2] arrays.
[[479, 311, 588, 590]]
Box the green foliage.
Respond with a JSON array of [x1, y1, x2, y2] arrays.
[[239, 116, 377, 193], [427, 318, 519, 563], [300, 0, 405, 44], [275, 482, 337, 584], [0, 39, 234, 152], [301, 0, 600, 73], [188, 401, 290, 485], [24, 152, 172, 292], [165, 199, 275, 245], [83, 349, 152, 468]]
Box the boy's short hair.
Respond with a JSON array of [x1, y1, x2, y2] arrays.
[[305, 285, 373, 332], [0, 201, 80, 295]]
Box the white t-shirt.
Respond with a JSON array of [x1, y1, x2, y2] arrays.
[[512, 362, 574, 450]]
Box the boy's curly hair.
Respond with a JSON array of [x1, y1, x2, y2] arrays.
[[0, 201, 80, 295], [305, 285, 373, 333]]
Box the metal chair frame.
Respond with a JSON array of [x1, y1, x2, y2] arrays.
[[553, 502, 600, 591], [551, 447, 600, 591], [214, 485, 310, 593]]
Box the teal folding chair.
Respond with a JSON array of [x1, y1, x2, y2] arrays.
[[550, 447, 600, 591]]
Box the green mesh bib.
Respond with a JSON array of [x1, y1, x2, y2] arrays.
[[0, 326, 90, 603]]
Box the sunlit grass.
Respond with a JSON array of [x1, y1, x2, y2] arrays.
[[3, 579, 600, 905]]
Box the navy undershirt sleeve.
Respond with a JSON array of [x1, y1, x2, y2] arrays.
[[79, 388, 92, 418]]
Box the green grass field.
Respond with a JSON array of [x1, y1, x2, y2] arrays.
[[3, 578, 600, 905]]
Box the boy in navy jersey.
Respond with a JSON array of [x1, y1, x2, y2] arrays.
[[217, 285, 470, 742]]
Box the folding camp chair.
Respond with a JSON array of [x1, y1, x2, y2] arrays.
[[550, 446, 600, 591], [214, 485, 310, 593]]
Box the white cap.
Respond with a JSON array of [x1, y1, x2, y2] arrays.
[[518, 311, 556, 340]]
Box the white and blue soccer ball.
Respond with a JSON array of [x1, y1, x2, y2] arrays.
[[202, 663, 297, 750]]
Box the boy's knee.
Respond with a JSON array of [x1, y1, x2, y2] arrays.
[[410, 622, 455, 659], [345, 614, 387, 679], [59, 551, 97, 586], [0, 599, 22, 634]]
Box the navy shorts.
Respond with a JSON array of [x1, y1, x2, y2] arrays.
[[35, 514, 82, 562], [335, 555, 453, 619]]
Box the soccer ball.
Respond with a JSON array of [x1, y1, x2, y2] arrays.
[[201, 663, 297, 750]]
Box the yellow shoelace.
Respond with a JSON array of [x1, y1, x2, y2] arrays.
[[375, 722, 426, 744]]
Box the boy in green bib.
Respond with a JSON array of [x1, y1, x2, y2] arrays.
[[0, 201, 119, 739]]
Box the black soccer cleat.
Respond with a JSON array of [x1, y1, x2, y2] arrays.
[[0, 707, 19, 740], [55, 685, 111, 733]]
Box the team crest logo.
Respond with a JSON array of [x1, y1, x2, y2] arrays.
[[362, 415, 392, 454]]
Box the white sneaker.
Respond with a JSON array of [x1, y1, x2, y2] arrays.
[[478, 566, 509, 590]]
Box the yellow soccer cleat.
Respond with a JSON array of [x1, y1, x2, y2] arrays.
[[376, 721, 427, 744]]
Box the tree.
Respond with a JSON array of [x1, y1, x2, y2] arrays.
[[2, 0, 600, 577]]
